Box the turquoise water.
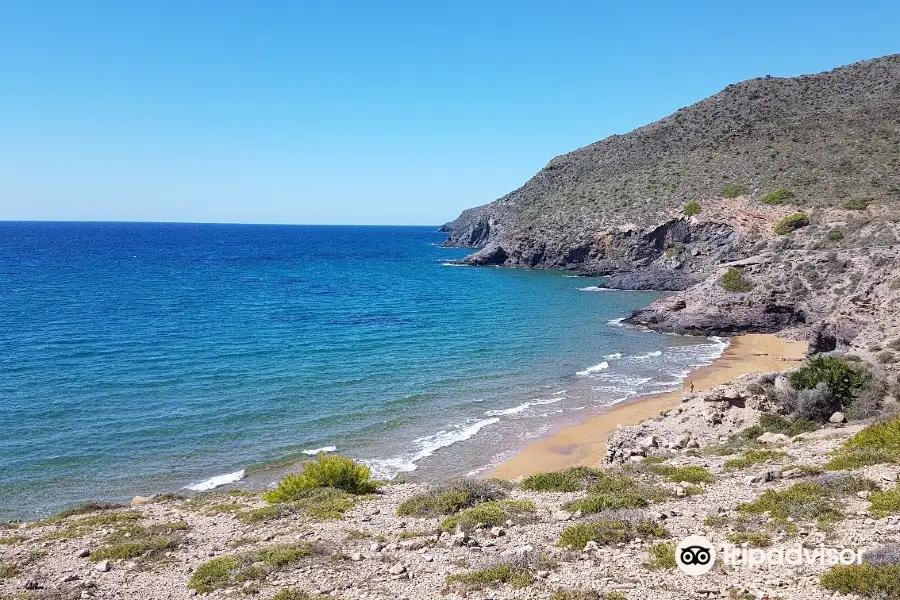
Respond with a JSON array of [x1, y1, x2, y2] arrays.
[[0, 223, 726, 520]]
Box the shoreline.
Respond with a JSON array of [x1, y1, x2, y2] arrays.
[[486, 333, 809, 480]]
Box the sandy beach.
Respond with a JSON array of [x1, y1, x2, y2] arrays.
[[488, 333, 809, 479]]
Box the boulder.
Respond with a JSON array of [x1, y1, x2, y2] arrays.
[[756, 432, 791, 445], [829, 412, 846, 424]]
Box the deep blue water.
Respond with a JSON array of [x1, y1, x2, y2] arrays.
[[0, 222, 726, 520]]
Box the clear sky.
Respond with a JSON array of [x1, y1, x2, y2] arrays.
[[1, 1, 898, 225]]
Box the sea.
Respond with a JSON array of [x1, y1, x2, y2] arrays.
[[0, 222, 728, 521]]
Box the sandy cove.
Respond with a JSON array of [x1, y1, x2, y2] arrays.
[[488, 333, 809, 480]]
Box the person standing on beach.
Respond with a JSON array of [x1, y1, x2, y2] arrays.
[[690, 382, 694, 393]]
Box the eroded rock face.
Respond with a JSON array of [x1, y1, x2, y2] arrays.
[[441, 54, 900, 350]]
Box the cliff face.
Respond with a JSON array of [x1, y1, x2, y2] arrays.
[[443, 54, 900, 349]]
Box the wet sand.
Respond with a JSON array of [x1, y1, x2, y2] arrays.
[[487, 333, 808, 479]]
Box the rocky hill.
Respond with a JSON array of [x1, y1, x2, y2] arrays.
[[442, 54, 900, 350]]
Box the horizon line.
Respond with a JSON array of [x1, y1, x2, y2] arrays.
[[0, 219, 443, 228]]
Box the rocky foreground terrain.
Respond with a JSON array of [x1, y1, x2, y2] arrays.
[[442, 54, 900, 350], [3, 352, 900, 600]]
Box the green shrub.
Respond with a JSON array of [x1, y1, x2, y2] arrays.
[[755, 413, 820, 437], [645, 542, 677, 570], [726, 532, 772, 547], [446, 562, 534, 590], [558, 519, 667, 549], [272, 590, 333, 600], [827, 229, 845, 242], [683, 201, 702, 216], [721, 267, 754, 292], [521, 467, 605, 492], [398, 479, 505, 516], [868, 486, 900, 518], [820, 564, 900, 598], [790, 356, 867, 406], [265, 455, 377, 503], [761, 188, 795, 205], [648, 465, 715, 484], [549, 590, 604, 600], [189, 543, 322, 593], [440, 500, 535, 531], [774, 212, 809, 235], [842, 197, 870, 210], [724, 449, 788, 469], [738, 482, 842, 526], [90, 522, 188, 562], [0, 560, 21, 580], [721, 183, 748, 198]]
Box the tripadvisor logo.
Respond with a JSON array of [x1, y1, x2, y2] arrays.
[[675, 535, 716, 576]]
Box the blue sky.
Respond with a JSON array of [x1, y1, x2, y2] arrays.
[[1, 1, 898, 225]]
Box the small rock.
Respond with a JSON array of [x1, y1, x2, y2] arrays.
[[756, 432, 791, 445], [829, 412, 846, 424], [369, 542, 384, 553], [77, 549, 91, 558], [94, 560, 111, 573], [388, 563, 406, 575], [537, 570, 550, 578], [350, 553, 363, 561], [24, 579, 40, 591], [781, 468, 804, 479], [857, 491, 872, 499], [489, 526, 505, 538], [554, 511, 573, 521], [584, 541, 599, 552], [675, 486, 687, 497], [130, 495, 153, 506], [640, 435, 658, 449]]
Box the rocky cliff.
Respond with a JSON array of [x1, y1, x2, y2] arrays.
[[443, 54, 900, 349]]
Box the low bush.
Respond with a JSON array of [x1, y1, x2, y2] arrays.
[[683, 201, 702, 217], [827, 229, 845, 242], [820, 564, 900, 598], [721, 267, 753, 292], [774, 212, 809, 235], [724, 449, 788, 469], [558, 513, 667, 549], [90, 521, 189, 562], [240, 488, 355, 522], [398, 478, 506, 516], [446, 563, 534, 590], [864, 543, 900, 566], [272, 590, 334, 600], [440, 500, 535, 532], [761, 188, 795, 205], [0, 560, 20, 580], [549, 590, 603, 600], [842, 197, 870, 210], [868, 486, 900, 518], [645, 542, 676, 570], [648, 465, 715, 484], [726, 532, 771, 547], [265, 455, 377, 503], [721, 183, 748, 198], [521, 467, 604, 492], [738, 482, 842, 526], [825, 417, 900, 470], [189, 543, 323, 593]]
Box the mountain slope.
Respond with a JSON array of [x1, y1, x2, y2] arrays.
[[442, 54, 900, 349]]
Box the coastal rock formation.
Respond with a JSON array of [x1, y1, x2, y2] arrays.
[[443, 54, 900, 349]]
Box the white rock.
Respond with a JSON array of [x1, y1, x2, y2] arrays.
[[675, 486, 687, 497], [554, 511, 573, 521], [369, 542, 384, 552], [857, 491, 872, 499], [94, 560, 111, 572], [829, 412, 846, 424], [388, 563, 406, 575], [756, 432, 791, 445], [350, 553, 363, 561], [489, 526, 505, 537]]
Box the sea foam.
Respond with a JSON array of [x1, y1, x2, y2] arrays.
[[576, 361, 609, 376], [365, 417, 499, 479], [301, 446, 337, 455], [185, 469, 245, 492]]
